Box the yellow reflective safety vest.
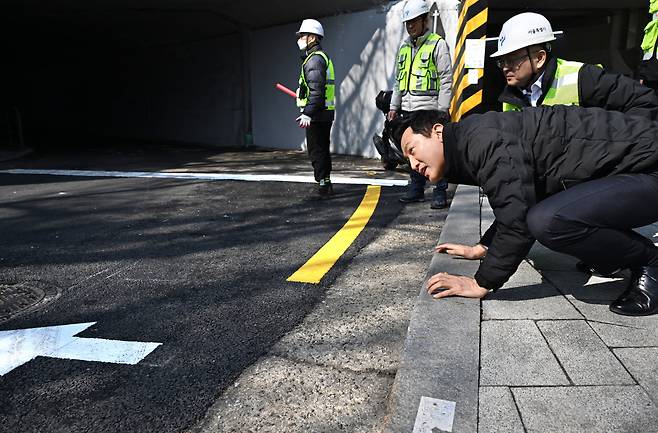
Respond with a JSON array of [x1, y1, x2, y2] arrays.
[[297, 50, 335, 111], [397, 33, 442, 96], [642, 19, 658, 53], [502, 59, 584, 112]]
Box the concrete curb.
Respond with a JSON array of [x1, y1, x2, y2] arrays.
[[383, 185, 482, 433]]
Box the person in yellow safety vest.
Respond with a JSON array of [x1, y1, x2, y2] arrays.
[[493, 12, 658, 118], [434, 11, 658, 278], [295, 18, 336, 200], [388, 0, 453, 209], [639, 0, 658, 92]]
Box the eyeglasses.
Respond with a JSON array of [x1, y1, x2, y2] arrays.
[[496, 54, 529, 70]]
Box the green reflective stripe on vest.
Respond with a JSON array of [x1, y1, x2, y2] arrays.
[[542, 59, 582, 106], [397, 33, 442, 96], [297, 51, 335, 111], [502, 58, 583, 111], [642, 19, 658, 52], [502, 102, 522, 112]]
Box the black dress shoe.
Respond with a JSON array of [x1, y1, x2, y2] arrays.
[[609, 266, 658, 316]]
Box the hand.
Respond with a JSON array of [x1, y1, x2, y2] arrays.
[[387, 110, 398, 121], [435, 243, 487, 260], [296, 114, 311, 128], [426, 272, 489, 299]]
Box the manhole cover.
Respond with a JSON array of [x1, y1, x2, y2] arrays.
[[0, 284, 46, 322]]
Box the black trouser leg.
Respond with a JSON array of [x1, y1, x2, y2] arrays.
[[527, 173, 658, 274], [409, 170, 427, 194], [305, 121, 333, 182]]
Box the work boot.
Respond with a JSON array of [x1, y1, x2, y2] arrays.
[[318, 181, 334, 199], [575, 261, 622, 278], [305, 181, 333, 201], [609, 266, 658, 316], [430, 189, 447, 209], [399, 189, 425, 203]]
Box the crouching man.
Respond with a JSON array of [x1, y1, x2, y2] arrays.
[[396, 108, 658, 316]]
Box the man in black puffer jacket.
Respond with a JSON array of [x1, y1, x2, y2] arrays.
[[295, 19, 336, 200], [396, 108, 658, 316]]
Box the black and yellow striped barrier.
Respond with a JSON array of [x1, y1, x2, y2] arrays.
[[450, 0, 488, 121]]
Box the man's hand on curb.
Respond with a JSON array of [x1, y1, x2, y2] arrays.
[[435, 243, 487, 260], [427, 272, 489, 299]]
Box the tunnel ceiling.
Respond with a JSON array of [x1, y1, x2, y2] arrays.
[[1, 0, 649, 54], [0, 0, 392, 50], [490, 0, 646, 8], [487, 1, 649, 27]]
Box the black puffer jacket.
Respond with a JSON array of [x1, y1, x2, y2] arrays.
[[498, 56, 658, 121], [300, 44, 334, 122], [442, 105, 658, 291]]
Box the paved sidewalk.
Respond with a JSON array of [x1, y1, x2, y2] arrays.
[[386, 185, 658, 433]]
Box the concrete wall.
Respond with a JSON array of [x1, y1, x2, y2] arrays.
[[3, 1, 460, 155], [250, 1, 458, 158]]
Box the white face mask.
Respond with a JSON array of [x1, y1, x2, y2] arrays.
[[297, 37, 308, 51]]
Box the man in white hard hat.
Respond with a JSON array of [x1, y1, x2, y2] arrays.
[[388, 0, 453, 209], [491, 12, 657, 116], [295, 19, 336, 200], [435, 11, 658, 278]]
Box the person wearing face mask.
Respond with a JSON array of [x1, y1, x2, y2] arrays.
[[435, 11, 658, 277], [389, 0, 453, 209], [295, 19, 336, 200]]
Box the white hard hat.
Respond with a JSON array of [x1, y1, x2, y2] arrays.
[[402, 0, 430, 23], [490, 12, 560, 58], [296, 19, 324, 38]]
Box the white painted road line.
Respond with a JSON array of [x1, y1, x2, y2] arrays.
[[0, 322, 161, 375], [0, 169, 408, 187], [413, 396, 456, 433]]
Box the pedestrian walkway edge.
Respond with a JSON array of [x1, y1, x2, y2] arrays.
[[383, 185, 481, 433]]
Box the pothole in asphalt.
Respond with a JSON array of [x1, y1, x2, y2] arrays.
[[0, 284, 46, 323]]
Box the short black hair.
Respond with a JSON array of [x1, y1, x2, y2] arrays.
[[392, 110, 451, 152]]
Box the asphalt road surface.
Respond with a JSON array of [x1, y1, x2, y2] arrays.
[[0, 174, 404, 433]]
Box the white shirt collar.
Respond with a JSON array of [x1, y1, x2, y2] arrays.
[[522, 72, 544, 107]]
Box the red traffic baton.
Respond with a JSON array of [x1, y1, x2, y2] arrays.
[[276, 83, 297, 99]]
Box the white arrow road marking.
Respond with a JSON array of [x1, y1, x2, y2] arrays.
[[0, 322, 161, 376]]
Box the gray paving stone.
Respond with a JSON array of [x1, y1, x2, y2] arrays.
[[614, 348, 658, 403], [480, 196, 495, 235], [478, 387, 524, 433], [512, 386, 658, 433], [480, 320, 569, 386], [566, 302, 658, 347], [634, 224, 658, 245], [540, 269, 628, 301], [537, 320, 634, 385], [482, 261, 582, 320], [589, 319, 658, 347], [527, 241, 580, 271]]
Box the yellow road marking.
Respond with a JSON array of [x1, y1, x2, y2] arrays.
[[287, 185, 382, 284]]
